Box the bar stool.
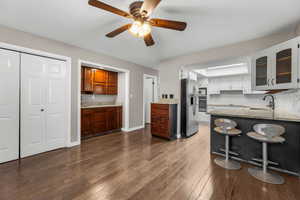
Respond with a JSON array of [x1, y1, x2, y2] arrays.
[[214, 118, 242, 170], [247, 124, 285, 184]]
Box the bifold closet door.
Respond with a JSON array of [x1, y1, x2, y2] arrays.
[[21, 54, 67, 158], [0, 49, 20, 163]]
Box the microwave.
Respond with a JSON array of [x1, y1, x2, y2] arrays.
[[198, 88, 207, 96]]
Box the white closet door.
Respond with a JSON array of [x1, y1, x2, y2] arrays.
[[21, 54, 67, 158], [21, 54, 46, 157], [0, 49, 20, 163], [44, 58, 67, 151]]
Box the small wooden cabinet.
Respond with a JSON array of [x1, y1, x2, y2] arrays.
[[81, 109, 94, 138], [107, 71, 118, 95], [81, 67, 118, 95], [151, 103, 177, 140], [81, 106, 122, 139], [81, 67, 94, 93]]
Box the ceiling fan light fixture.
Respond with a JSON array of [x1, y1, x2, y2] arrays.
[[129, 21, 151, 37]]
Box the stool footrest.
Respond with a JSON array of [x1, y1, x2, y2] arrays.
[[251, 158, 279, 166], [219, 148, 239, 156]]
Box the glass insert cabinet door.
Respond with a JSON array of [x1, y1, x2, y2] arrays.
[[275, 48, 292, 84], [255, 56, 268, 86]]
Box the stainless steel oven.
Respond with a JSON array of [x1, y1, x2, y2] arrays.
[[198, 88, 207, 112]]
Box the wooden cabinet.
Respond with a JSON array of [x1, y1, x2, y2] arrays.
[[108, 71, 118, 85], [81, 109, 94, 138], [81, 106, 122, 139], [81, 67, 118, 95], [81, 67, 94, 93], [94, 83, 107, 95], [94, 69, 107, 83], [151, 103, 177, 140], [252, 37, 299, 90], [107, 71, 118, 95]]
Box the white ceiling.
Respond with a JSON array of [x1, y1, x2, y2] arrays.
[[0, 0, 299, 68]]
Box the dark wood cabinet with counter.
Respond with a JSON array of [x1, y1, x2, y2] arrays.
[[81, 66, 118, 95], [81, 106, 122, 139], [151, 103, 177, 140]]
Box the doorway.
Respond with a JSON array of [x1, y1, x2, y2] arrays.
[[143, 74, 158, 125]]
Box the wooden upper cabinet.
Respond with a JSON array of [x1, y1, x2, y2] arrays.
[[94, 69, 107, 83], [107, 71, 118, 95], [108, 71, 118, 85], [94, 83, 107, 95], [82, 67, 94, 93], [81, 67, 118, 95]]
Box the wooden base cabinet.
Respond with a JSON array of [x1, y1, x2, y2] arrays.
[[151, 103, 178, 140], [81, 106, 122, 139]]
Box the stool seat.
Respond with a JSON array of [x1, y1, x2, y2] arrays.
[[214, 127, 242, 136], [215, 118, 237, 130], [247, 132, 285, 143], [213, 118, 241, 170], [247, 123, 285, 185], [253, 124, 285, 138]]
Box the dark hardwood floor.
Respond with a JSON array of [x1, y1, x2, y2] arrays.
[[0, 124, 300, 200]]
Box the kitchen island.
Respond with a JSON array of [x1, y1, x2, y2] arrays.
[[209, 109, 300, 176]]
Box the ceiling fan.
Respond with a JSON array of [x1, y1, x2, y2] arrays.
[[88, 0, 187, 47]]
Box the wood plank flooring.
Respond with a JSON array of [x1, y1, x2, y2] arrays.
[[0, 124, 299, 200]]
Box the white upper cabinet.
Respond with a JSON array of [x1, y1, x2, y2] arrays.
[[252, 37, 299, 90]]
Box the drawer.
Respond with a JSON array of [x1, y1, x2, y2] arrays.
[[151, 108, 169, 117], [81, 108, 93, 114], [151, 104, 169, 110], [106, 107, 118, 112]]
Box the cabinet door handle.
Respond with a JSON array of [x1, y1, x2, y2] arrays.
[[271, 79, 275, 85], [267, 79, 270, 86], [41, 109, 45, 112]]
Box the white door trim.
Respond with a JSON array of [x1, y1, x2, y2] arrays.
[[0, 41, 72, 149], [77, 60, 130, 142], [143, 74, 158, 126]]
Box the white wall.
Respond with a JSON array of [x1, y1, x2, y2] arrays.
[[117, 72, 126, 127], [144, 78, 154, 124], [296, 24, 300, 36]]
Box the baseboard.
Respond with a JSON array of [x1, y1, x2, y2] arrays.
[[67, 140, 81, 148], [122, 125, 145, 132]]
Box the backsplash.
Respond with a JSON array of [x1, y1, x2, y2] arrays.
[[81, 94, 117, 105], [209, 89, 300, 116]]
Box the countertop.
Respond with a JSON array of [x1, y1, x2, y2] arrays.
[[81, 104, 122, 109], [208, 109, 300, 123]]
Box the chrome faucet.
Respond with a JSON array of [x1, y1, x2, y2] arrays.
[[263, 94, 275, 111]]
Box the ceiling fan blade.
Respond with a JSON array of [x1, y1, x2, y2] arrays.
[[150, 18, 187, 31], [89, 0, 132, 18], [144, 34, 155, 47], [141, 0, 161, 16], [106, 24, 132, 38]]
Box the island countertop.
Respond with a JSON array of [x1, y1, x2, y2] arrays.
[[208, 109, 300, 123]]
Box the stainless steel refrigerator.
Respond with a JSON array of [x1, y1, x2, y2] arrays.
[[181, 78, 199, 138]]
